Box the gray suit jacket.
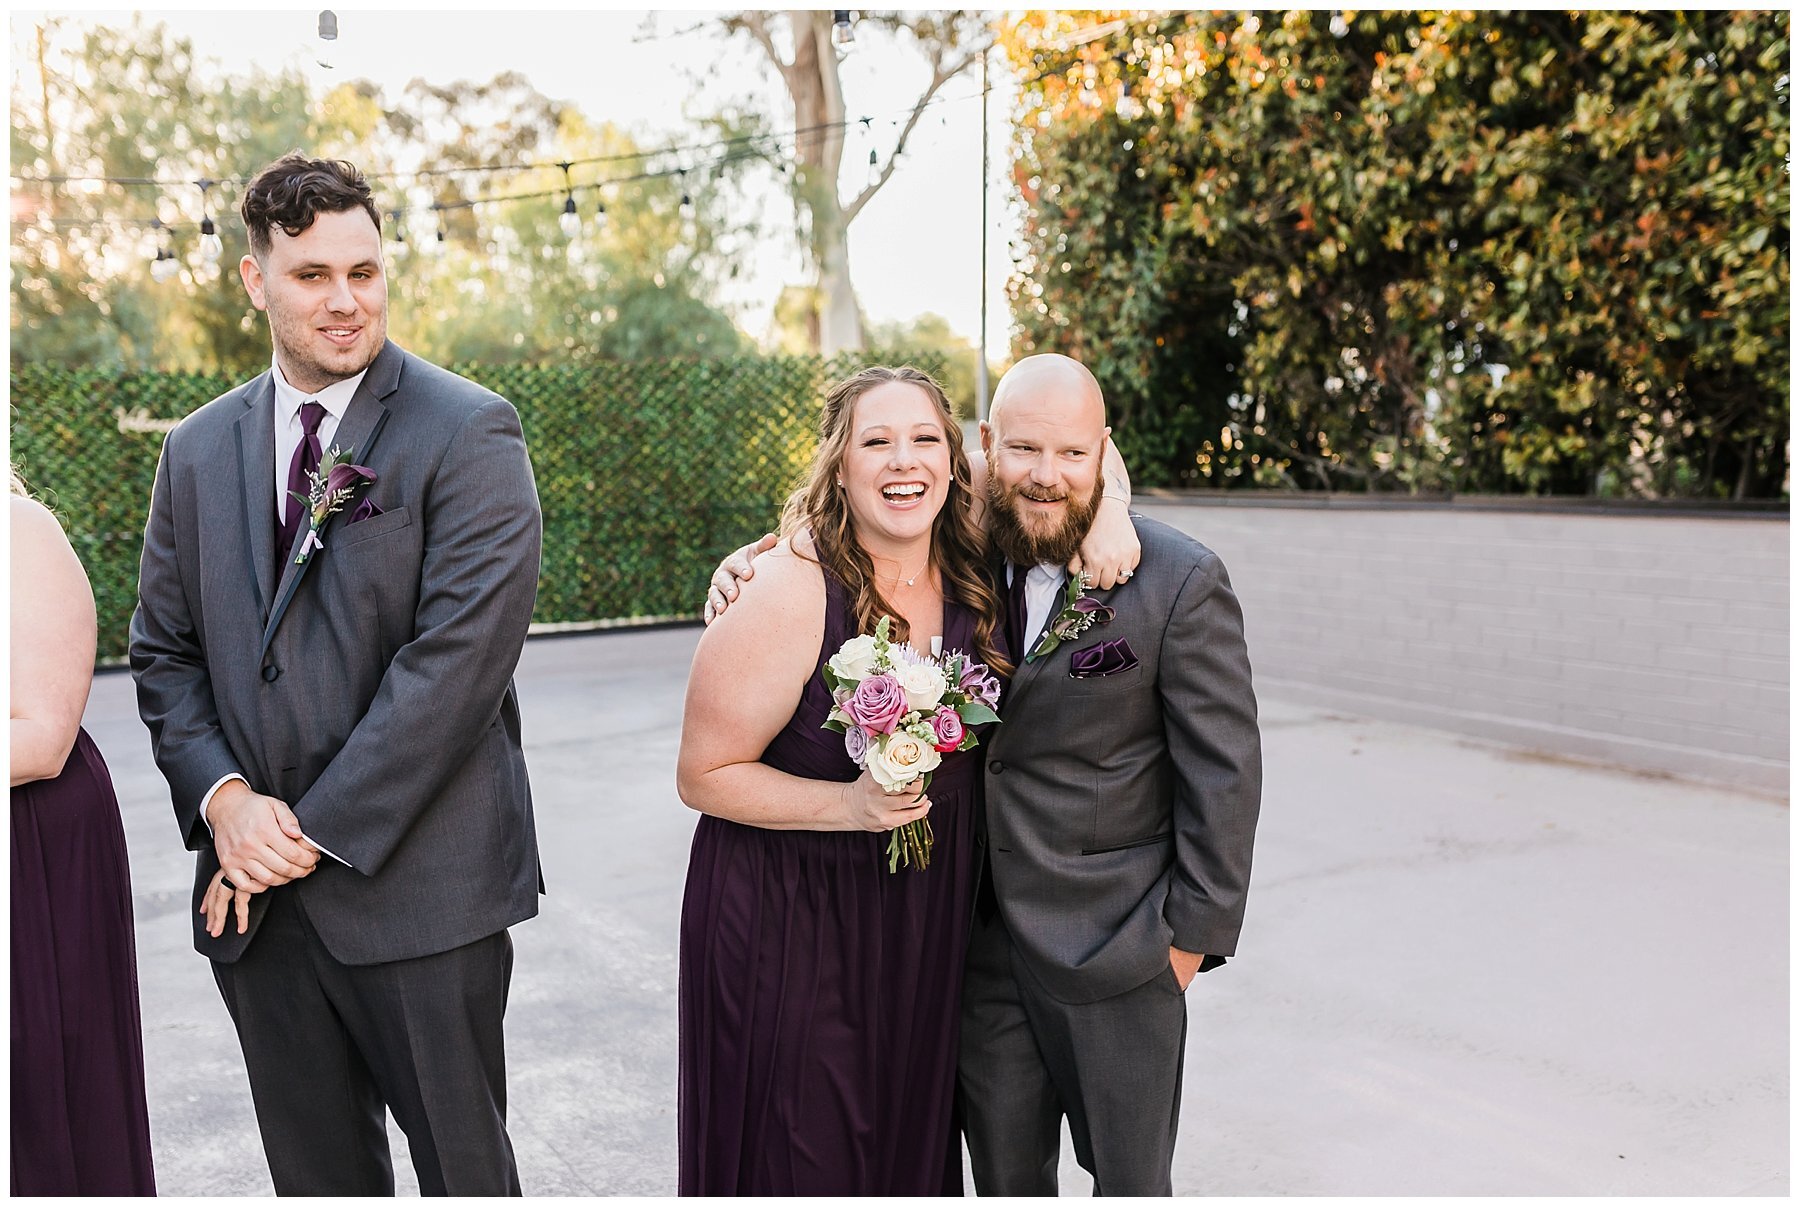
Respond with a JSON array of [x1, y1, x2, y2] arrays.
[[130, 340, 544, 966], [982, 515, 1262, 1004]]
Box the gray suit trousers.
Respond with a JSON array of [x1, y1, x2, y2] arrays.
[[958, 906, 1189, 1196], [211, 886, 521, 1196]]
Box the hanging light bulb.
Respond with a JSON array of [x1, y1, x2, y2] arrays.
[[678, 169, 692, 213], [195, 179, 223, 262], [317, 10, 338, 69], [867, 147, 880, 188], [832, 10, 855, 47], [198, 215, 223, 263], [432, 205, 447, 249], [149, 218, 177, 281], [594, 198, 608, 231], [556, 161, 580, 238]]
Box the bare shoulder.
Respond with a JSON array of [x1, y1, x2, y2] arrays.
[[9, 495, 92, 607], [706, 536, 824, 644], [733, 537, 825, 613], [10, 495, 75, 562]]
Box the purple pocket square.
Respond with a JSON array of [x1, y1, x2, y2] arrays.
[[1069, 637, 1138, 677], [346, 497, 385, 525]]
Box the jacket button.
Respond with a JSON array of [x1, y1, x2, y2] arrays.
[[262, 664, 280, 682], [988, 759, 1004, 774]]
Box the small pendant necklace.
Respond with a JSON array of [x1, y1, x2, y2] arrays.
[[881, 554, 929, 589]]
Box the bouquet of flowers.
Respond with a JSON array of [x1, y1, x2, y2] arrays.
[[822, 616, 1003, 872]]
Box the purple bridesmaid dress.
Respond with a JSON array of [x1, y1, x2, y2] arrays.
[[678, 570, 987, 1195], [11, 727, 157, 1195]]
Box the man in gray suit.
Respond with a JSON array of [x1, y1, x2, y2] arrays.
[[957, 354, 1261, 1195], [130, 153, 543, 1195]]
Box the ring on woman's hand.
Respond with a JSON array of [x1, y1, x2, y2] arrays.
[[219, 875, 237, 892], [1119, 569, 1133, 580]]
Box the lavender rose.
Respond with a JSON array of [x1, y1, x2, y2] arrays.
[[844, 724, 870, 763], [845, 672, 908, 735], [929, 706, 965, 752]]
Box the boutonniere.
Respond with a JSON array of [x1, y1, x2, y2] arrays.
[[290, 446, 376, 565], [1027, 572, 1116, 662]]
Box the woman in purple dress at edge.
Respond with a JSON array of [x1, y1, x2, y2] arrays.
[[675, 366, 1012, 1195], [11, 470, 156, 1195]]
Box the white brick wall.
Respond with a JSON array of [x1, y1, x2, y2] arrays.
[[1138, 500, 1789, 795]]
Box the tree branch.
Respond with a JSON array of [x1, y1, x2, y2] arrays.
[[728, 12, 792, 86], [844, 40, 988, 223]]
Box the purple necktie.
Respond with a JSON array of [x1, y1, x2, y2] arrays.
[[1005, 566, 1029, 662], [279, 401, 327, 563]]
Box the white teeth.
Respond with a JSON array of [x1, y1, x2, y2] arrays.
[[882, 484, 925, 499]]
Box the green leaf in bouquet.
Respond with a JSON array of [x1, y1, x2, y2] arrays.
[[957, 701, 1001, 727]]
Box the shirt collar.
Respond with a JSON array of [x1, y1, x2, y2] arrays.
[[270, 354, 368, 425], [1005, 560, 1067, 588]]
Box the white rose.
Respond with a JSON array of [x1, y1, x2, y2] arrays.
[[827, 634, 880, 682], [895, 661, 949, 712], [868, 731, 943, 791]]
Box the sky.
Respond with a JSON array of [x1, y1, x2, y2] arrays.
[[10, 6, 1025, 357]]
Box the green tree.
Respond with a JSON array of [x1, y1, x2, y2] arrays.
[[866, 312, 995, 417], [1003, 10, 1789, 497], [11, 17, 316, 373], [10, 18, 752, 374], [721, 11, 991, 354]]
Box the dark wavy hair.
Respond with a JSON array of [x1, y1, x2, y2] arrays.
[[240, 153, 381, 260], [780, 366, 1011, 678]]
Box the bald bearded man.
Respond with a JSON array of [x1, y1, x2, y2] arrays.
[[957, 354, 1261, 1195]]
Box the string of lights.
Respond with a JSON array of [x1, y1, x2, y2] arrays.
[[15, 9, 1202, 277]]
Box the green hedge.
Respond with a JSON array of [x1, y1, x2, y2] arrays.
[[10, 351, 946, 660]]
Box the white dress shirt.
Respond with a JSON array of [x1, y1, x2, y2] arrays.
[[197, 356, 366, 867], [1010, 561, 1068, 656], [270, 355, 366, 517]]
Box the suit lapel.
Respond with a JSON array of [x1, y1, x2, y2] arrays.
[[1004, 570, 1127, 710], [233, 373, 279, 618], [259, 342, 403, 657]]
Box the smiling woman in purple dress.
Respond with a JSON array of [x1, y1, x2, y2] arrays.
[[674, 367, 1010, 1195]]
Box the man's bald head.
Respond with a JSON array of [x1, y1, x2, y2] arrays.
[[989, 353, 1107, 437]]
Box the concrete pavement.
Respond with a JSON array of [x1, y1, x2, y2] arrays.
[[86, 626, 1787, 1195]]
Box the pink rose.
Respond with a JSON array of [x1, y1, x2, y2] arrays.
[[929, 706, 964, 753], [845, 673, 907, 736]]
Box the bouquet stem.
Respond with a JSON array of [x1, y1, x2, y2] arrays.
[[886, 817, 935, 873]]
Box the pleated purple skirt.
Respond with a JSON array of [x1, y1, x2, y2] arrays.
[[11, 728, 156, 1195], [677, 769, 976, 1196]]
